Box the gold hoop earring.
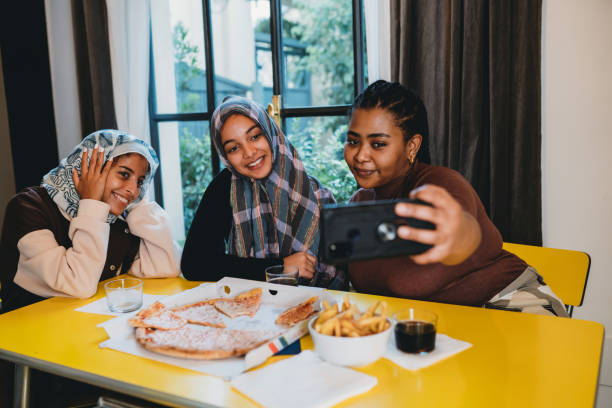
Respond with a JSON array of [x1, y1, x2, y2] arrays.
[[408, 156, 414, 167]]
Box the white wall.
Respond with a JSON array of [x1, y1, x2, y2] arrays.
[[541, 0, 612, 403]]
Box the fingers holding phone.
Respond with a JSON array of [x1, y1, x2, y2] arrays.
[[395, 184, 481, 265]]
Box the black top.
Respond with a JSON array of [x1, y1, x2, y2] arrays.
[[181, 169, 283, 282]]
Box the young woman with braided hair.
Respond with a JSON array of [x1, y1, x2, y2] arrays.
[[344, 80, 566, 316]]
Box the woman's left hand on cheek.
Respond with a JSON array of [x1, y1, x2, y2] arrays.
[[394, 184, 468, 265]]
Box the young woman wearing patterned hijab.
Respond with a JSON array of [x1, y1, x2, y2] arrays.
[[181, 96, 345, 288], [0, 130, 180, 313]]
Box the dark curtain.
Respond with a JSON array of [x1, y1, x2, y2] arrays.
[[0, 0, 58, 191], [71, 0, 117, 136], [390, 0, 542, 245]]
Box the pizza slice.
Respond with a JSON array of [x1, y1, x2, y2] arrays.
[[213, 288, 262, 318], [275, 296, 318, 327], [128, 301, 187, 330], [172, 301, 226, 328], [134, 325, 278, 360]]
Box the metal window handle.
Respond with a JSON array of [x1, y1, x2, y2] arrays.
[[267, 94, 282, 130]]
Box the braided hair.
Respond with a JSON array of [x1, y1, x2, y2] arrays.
[[350, 80, 431, 164]]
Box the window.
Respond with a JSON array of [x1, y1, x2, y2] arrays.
[[149, 0, 366, 242]]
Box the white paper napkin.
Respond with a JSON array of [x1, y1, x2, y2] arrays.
[[384, 333, 472, 370], [231, 350, 377, 408], [75, 294, 165, 316]]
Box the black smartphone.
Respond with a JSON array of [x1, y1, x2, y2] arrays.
[[320, 199, 435, 264]]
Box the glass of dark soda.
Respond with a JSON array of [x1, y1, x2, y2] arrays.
[[265, 265, 299, 286], [392, 308, 437, 353]]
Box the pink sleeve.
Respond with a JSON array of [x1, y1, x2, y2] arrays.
[[14, 199, 110, 298], [125, 200, 180, 278]]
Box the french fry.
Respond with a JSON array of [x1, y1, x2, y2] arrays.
[[363, 301, 380, 319], [342, 295, 351, 312], [356, 315, 381, 327], [378, 301, 388, 318], [340, 322, 361, 337], [370, 320, 386, 334], [315, 304, 338, 328], [333, 319, 341, 336], [340, 319, 357, 332], [337, 304, 358, 321], [314, 298, 390, 337], [319, 316, 338, 335]]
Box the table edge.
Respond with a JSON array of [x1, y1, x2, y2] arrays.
[[0, 348, 220, 408]]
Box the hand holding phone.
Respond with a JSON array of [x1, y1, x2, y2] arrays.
[[320, 199, 436, 264], [399, 184, 482, 265]]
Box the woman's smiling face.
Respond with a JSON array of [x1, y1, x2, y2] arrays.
[[220, 114, 273, 179], [344, 108, 418, 190], [102, 153, 148, 215]]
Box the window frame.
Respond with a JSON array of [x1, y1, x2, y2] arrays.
[[148, 0, 365, 212]]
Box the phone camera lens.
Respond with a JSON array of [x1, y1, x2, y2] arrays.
[[377, 222, 397, 242], [328, 242, 352, 258]]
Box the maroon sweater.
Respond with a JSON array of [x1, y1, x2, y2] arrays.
[[349, 162, 526, 306]]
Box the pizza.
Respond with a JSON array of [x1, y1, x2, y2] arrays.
[[213, 288, 262, 318], [172, 302, 227, 328], [275, 296, 318, 327], [134, 325, 278, 360], [129, 301, 187, 330], [128, 287, 320, 360]]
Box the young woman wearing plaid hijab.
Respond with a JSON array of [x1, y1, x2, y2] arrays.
[[181, 96, 345, 288]]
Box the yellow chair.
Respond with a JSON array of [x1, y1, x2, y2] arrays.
[[502, 242, 590, 317]]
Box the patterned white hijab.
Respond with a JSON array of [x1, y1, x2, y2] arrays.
[[41, 130, 159, 223]]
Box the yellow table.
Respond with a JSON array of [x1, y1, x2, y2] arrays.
[[0, 277, 604, 408]]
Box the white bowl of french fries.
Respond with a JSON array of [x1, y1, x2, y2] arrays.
[[308, 296, 392, 367]]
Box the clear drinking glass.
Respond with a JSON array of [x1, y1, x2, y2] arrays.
[[104, 278, 143, 313], [264, 265, 299, 286]]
